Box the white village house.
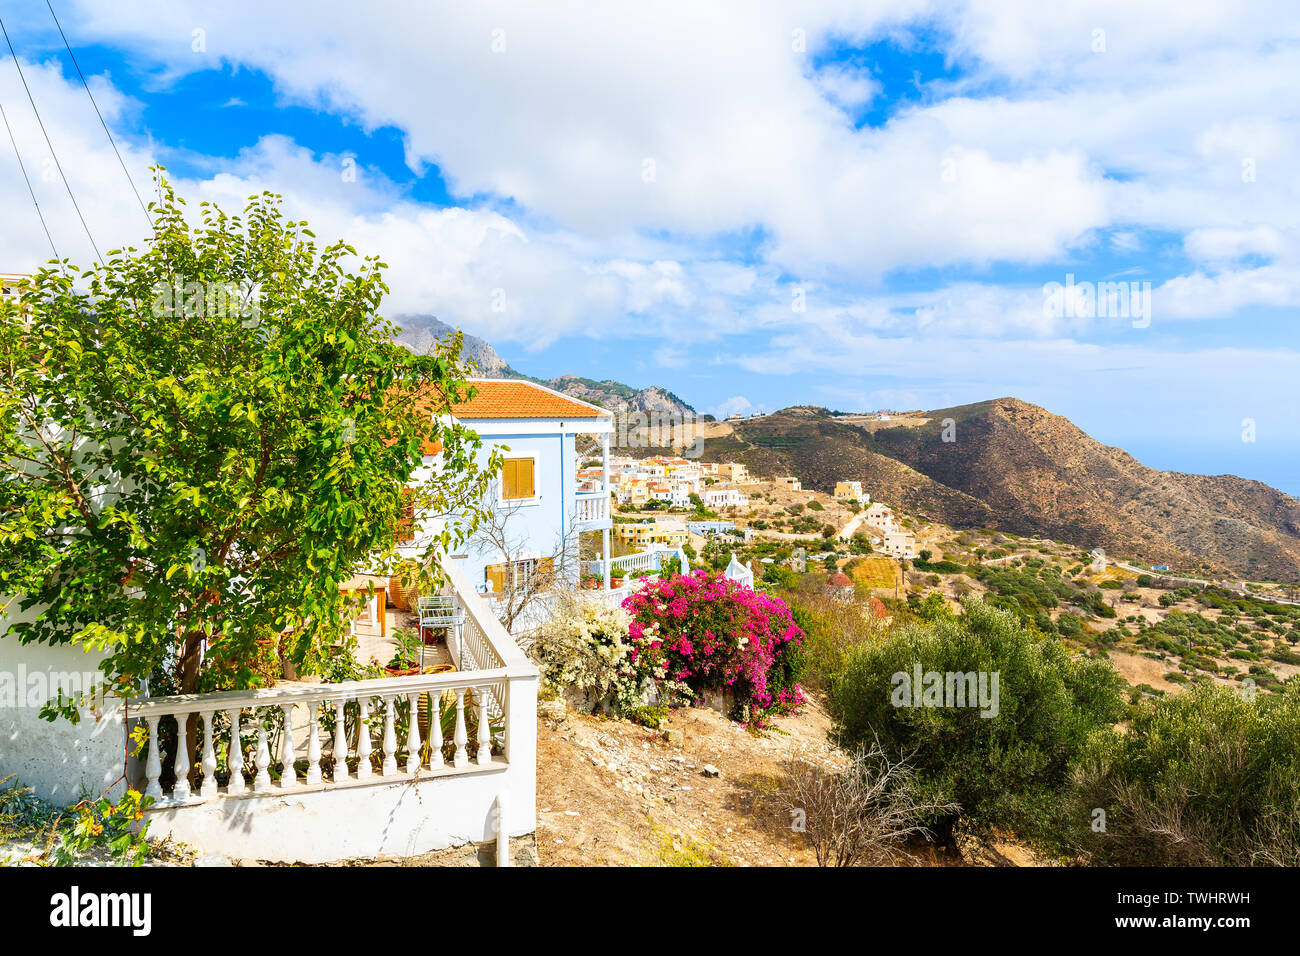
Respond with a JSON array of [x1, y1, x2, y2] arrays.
[[0, 378, 671, 864]]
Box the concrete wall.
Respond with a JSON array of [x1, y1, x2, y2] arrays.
[[146, 765, 522, 864], [0, 601, 126, 804]]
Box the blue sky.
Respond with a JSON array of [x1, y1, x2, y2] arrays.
[[2, 2, 1298, 494]]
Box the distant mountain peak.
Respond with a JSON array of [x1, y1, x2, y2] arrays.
[[390, 313, 693, 415]]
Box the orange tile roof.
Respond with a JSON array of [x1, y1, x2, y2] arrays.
[[449, 380, 610, 420]]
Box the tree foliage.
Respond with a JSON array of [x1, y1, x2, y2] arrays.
[[0, 174, 495, 712]]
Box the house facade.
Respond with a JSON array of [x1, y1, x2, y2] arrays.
[[834, 480, 864, 500], [883, 530, 916, 559], [702, 487, 749, 510], [613, 517, 688, 551], [400, 379, 615, 599]]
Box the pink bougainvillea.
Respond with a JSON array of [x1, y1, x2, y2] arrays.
[[623, 571, 805, 724]]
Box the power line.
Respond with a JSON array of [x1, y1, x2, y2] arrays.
[[0, 98, 62, 267], [1, 15, 104, 266], [45, 0, 152, 230]]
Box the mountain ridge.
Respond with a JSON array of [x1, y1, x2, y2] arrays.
[[392, 314, 693, 414], [704, 399, 1300, 582]]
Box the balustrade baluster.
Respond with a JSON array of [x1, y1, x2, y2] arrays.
[[476, 689, 491, 765], [405, 693, 422, 773], [200, 710, 218, 798], [144, 715, 163, 799], [227, 708, 246, 795], [254, 717, 272, 792], [305, 703, 322, 785], [356, 697, 373, 779], [332, 699, 349, 783], [172, 712, 191, 801], [381, 697, 398, 776], [280, 703, 298, 787], [453, 688, 469, 768], [429, 691, 445, 769]]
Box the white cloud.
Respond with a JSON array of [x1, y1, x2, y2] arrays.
[[812, 63, 880, 112], [711, 395, 754, 419]]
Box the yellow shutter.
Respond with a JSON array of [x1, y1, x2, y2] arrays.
[[486, 563, 507, 594], [502, 457, 534, 500]]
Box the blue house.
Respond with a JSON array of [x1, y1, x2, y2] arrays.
[[401, 379, 614, 602]]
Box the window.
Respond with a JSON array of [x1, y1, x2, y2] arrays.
[[485, 557, 554, 594], [501, 457, 536, 500]]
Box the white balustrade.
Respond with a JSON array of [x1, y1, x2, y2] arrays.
[[573, 490, 610, 527], [129, 668, 512, 804], [126, 553, 533, 807]]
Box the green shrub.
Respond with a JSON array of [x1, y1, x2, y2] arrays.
[[1072, 683, 1300, 865], [827, 600, 1126, 847]]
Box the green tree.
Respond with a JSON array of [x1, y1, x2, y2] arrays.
[[0, 175, 496, 715]]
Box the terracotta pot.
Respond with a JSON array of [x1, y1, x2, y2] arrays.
[[388, 575, 415, 611]]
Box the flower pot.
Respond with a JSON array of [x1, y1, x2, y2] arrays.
[[389, 575, 416, 611]]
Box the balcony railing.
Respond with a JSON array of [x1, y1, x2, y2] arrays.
[[573, 489, 610, 528], [128, 554, 534, 807]]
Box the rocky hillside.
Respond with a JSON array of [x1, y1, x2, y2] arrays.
[[391, 314, 512, 376], [391, 315, 692, 414], [703, 401, 1300, 582], [539, 375, 694, 415]]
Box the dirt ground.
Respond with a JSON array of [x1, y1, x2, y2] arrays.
[[532, 698, 1048, 867], [535, 701, 838, 866]]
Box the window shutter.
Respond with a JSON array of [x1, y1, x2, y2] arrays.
[[502, 457, 535, 500], [485, 563, 507, 594]]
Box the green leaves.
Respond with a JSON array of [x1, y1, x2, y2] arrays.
[[0, 169, 495, 705]]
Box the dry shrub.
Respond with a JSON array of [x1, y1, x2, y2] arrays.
[[775, 744, 955, 866]]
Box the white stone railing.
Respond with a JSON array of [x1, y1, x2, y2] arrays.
[[129, 553, 536, 808], [130, 669, 508, 804], [573, 490, 610, 526]]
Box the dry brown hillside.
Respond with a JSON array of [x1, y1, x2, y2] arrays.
[[701, 401, 1300, 582]]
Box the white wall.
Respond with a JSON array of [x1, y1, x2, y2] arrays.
[[0, 602, 126, 804]]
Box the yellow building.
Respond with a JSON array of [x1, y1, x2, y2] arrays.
[[834, 480, 863, 499], [717, 462, 750, 483], [775, 476, 801, 492], [613, 518, 688, 551]]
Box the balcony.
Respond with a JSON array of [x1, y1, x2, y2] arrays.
[[127, 555, 538, 864], [573, 489, 611, 530]]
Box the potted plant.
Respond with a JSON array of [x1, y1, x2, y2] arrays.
[[384, 627, 423, 676], [581, 575, 599, 590]]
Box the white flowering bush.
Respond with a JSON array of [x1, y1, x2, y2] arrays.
[[532, 594, 645, 714]]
